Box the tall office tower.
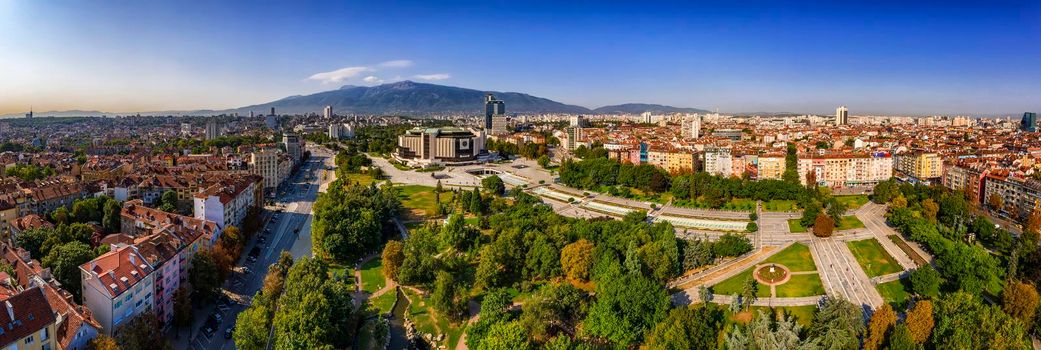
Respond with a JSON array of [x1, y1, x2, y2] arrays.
[[205, 118, 221, 140], [323, 105, 333, 119], [270, 107, 275, 116], [25, 107, 32, 120], [1021, 112, 1038, 132], [484, 93, 505, 129], [836, 106, 849, 125], [249, 111, 254, 118]]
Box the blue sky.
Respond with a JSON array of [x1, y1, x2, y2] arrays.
[[1, 0, 1039, 115]]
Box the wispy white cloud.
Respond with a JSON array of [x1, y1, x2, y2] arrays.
[[379, 59, 414, 68], [362, 76, 384, 84], [413, 73, 451, 81], [308, 66, 371, 83]]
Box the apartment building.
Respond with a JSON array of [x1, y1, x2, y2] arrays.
[[757, 154, 786, 180], [0, 287, 57, 350], [249, 148, 282, 190], [895, 152, 943, 183], [79, 246, 155, 335], [193, 175, 263, 234], [703, 147, 733, 177], [983, 173, 1041, 222], [798, 153, 893, 188]]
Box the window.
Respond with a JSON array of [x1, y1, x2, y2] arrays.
[[114, 300, 122, 309], [41, 328, 48, 341], [125, 294, 132, 302], [25, 334, 33, 344]]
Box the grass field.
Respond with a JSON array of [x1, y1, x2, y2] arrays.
[[846, 238, 904, 277], [403, 288, 465, 349], [836, 215, 866, 230], [368, 289, 397, 314], [764, 200, 799, 212], [763, 243, 817, 272], [360, 258, 386, 294], [877, 279, 912, 310], [711, 268, 772, 298], [397, 185, 454, 220], [343, 172, 376, 186], [775, 274, 826, 297], [788, 219, 808, 233], [835, 195, 869, 209]]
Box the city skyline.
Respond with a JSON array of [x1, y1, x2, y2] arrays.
[[1, 1, 1040, 116]]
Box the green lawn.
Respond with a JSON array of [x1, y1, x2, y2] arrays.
[[836, 215, 866, 230], [397, 185, 454, 220], [763, 243, 817, 272], [403, 288, 465, 349], [343, 172, 376, 186], [887, 235, 928, 267], [787, 219, 808, 233], [877, 279, 912, 310], [368, 289, 397, 314], [774, 274, 826, 297], [835, 195, 869, 209], [764, 200, 799, 212], [711, 268, 772, 298], [846, 239, 904, 277], [359, 258, 386, 294]]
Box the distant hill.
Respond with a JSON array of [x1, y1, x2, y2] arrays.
[[592, 103, 710, 115], [224, 80, 593, 115]]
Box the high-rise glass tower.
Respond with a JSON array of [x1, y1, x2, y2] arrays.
[[1021, 112, 1038, 132], [484, 93, 505, 129]]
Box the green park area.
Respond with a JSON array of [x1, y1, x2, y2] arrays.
[[787, 219, 807, 233], [359, 258, 387, 294], [834, 195, 869, 209], [343, 172, 376, 186], [764, 199, 799, 212], [713, 243, 823, 298], [846, 238, 903, 277], [397, 185, 455, 220], [368, 289, 397, 314], [403, 288, 466, 349], [836, 215, 866, 230], [876, 279, 912, 310]]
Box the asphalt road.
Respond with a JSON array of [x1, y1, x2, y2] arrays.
[[176, 146, 335, 350]]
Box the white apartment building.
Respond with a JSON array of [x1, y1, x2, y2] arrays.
[[79, 246, 155, 335], [193, 175, 262, 235], [703, 147, 733, 177]]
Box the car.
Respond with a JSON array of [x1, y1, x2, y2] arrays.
[[224, 327, 234, 339], [213, 312, 224, 323]]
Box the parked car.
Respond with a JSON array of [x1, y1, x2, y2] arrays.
[[224, 326, 235, 339]]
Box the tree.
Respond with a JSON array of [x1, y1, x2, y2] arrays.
[[518, 283, 586, 342], [478, 321, 530, 350], [89, 335, 122, 350], [808, 297, 864, 350], [115, 311, 174, 350], [865, 304, 897, 350], [905, 300, 934, 345], [988, 193, 1004, 211], [922, 198, 939, 223], [746, 222, 758, 232], [682, 239, 715, 270], [712, 233, 752, 257], [1027, 209, 1041, 235], [102, 200, 122, 233], [381, 240, 404, 282], [160, 190, 179, 211], [1002, 280, 1040, 328], [909, 265, 941, 298], [932, 291, 1030, 349], [812, 212, 835, 238], [583, 273, 669, 345], [173, 286, 192, 330], [560, 239, 594, 282], [189, 249, 223, 302], [887, 324, 918, 350], [645, 305, 724, 350], [42, 241, 94, 302], [234, 297, 272, 350], [15, 227, 50, 259], [482, 175, 506, 196], [431, 270, 467, 322], [51, 206, 70, 225], [740, 278, 758, 310], [537, 155, 551, 168]]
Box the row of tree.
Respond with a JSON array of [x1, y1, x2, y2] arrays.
[[311, 178, 401, 264]]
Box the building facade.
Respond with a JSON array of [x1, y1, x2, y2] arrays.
[[395, 127, 486, 166]]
